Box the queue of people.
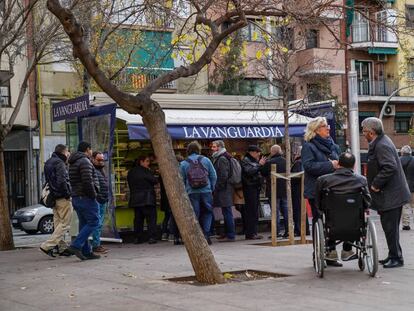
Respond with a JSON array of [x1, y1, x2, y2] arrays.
[[39, 116, 413, 269]]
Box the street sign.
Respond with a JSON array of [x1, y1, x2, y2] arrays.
[[52, 94, 90, 121]]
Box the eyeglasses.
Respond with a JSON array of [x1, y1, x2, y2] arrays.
[[319, 124, 330, 130]]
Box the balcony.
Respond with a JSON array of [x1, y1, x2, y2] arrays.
[[113, 67, 177, 92], [350, 20, 398, 50], [296, 48, 345, 76], [357, 79, 398, 97]]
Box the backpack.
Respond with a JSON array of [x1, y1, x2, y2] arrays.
[[228, 157, 242, 186], [186, 156, 209, 189], [40, 182, 56, 208]]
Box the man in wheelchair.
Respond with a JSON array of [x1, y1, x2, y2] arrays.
[[315, 152, 371, 267]]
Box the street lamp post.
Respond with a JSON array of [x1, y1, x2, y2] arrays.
[[348, 71, 361, 174], [379, 85, 414, 120]]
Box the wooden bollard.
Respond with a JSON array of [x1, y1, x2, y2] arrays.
[[271, 164, 277, 246]]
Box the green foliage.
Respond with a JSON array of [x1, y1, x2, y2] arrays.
[[209, 31, 248, 95]]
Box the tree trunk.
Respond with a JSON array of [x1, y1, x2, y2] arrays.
[[142, 101, 225, 284], [0, 144, 15, 250], [283, 94, 294, 245]]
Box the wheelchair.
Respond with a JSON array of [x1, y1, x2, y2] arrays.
[[313, 191, 379, 278]]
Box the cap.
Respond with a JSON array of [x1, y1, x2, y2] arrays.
[[247, 145, 261, 153]]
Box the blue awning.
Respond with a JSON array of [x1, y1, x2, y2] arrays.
[[127, 124, 307, 140], [117, 108, 310, 140]]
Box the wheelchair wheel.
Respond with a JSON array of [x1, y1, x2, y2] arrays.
[[313, 219, 325, 278], [365, 218, 378, 277]]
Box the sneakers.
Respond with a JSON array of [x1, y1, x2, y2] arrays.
[[39, 246, 57, 258], [148, 238, 157, 244], [216, 235, 227, 240], [174, 238, 183, 245], [67, 246, 87, 261], [402, 225, 411, 231], [245, 235, 263, 240], [92, 246, 109, 254], [161, 233, 169, 241], [325, 250, 339, 261], [59, 248, 74, 257], [341, 250, 358, 261], [325, 250, 344, 267], [84, 252, 101, 260]]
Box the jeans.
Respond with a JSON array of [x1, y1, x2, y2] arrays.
[[188, 192, 213, 238], [71, 196, 99, 255], [91, 202, 107, 248], [221, 206, 236, 239], [276, 198, 288, 234]]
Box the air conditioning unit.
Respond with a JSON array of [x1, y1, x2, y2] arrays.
[[377, 54, 388, 62], [384, 104, 396, 116]]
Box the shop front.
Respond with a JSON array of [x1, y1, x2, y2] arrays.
[[60, 95, 317, 239]]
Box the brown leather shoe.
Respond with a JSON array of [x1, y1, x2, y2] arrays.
[[92, 246, 109, 254]]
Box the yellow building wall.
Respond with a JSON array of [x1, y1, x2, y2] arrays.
[[394, 0, 414, 96]]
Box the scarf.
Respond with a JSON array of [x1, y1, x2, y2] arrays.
[[212, 147, 227, 159], [311, 135, 339, 160]]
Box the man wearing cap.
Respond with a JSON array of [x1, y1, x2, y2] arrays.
[[240, 145, 267, 240], [400, 145, 414, 230]]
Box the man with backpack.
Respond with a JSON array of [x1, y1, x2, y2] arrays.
[[211, 140, 237, 242], [400, 145, 414, 230], [40, 144, 73, 257], [180, 141, 217, 245]]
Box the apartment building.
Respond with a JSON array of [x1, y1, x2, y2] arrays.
[[348, 0, 414, 152], [1, 58, 41, 215]]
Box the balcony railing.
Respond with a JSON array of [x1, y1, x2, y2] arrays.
[[357, 79, 398, 96], [113, 67, 176, 90], [351, 24, 397, 43]]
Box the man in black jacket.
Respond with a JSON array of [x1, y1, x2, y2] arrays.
[[40, 144, 73, 258], [262, 144, 288, 238], [211, 140, 235, 242], [67, 141, 100, 260], [362, 117, 411, 268], [400, 145, 414, 230], [128, 155, 158, 244], [241, 145, 267, 240], [315, 152, 371, 267], [91, 151, 109, 254]]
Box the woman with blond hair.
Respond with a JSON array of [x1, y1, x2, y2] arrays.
[[301, 117, 340, 265]]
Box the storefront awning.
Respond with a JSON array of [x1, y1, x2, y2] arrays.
[[116, 109, 310, 140], [368, 47, 398, 55]]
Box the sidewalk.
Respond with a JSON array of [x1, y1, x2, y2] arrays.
[[1, 222, 414, 311]]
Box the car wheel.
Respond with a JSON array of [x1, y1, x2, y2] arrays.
[[38, 216, 54, 234], [24, 230, 38, 235]]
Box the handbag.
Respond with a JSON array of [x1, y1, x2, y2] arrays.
[[40, 183, 56, 208]]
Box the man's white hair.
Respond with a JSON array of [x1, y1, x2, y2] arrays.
[[270, 144, 282, 155]]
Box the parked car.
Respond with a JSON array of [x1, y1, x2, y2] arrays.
[[12, 204, 54, 234]]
